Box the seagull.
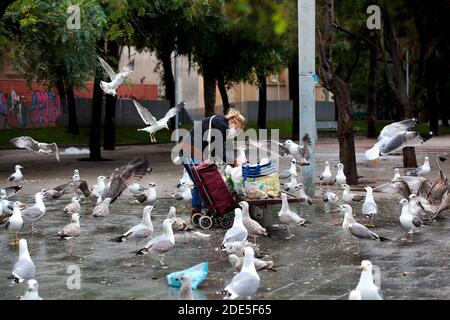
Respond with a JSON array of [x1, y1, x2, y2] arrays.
[[0, 186, 22, 199], [217, 247, 260, 300], [134, 218, 175, 266], [334, 163, 347, 184], [228, 254, 275, 272], [340, 204, 390, 243], [129, 183, 146, 195], [399, 198, 422, 240], [365, 119, 432, 160], [393, 168, 401, 179], [239, 201, 268, 242], [348, 290, 362, 300], [408, 194, 425, 218], [5, 201, 24, 244], [98, 56, 134, 96], [8, 165, 23, 182], [433, 188, 449, 219], [354, 260, 383, 300], [278, 134, 312, 165], [134, 182, 157, 204], [7, 239, 35, 283], [10, 136, 60, 161], [21, 191, 46, 233], [278, 193, 306, 239], [373, 179, 413, 199], [321, 189, 339, 204], [281, 175, 298, 193], [406, 156, 430, 176], [279, 159, 297, 180], [177, 275, 194, 300], [177, 168, 193, 188], [236, 145, 248, 164], [133, 99, 185, 142], [167, 206, 189, 231], [223, 241, 264, 258], [0, 189, 14, 215], [56, 212, 81, 239], [294, 183, 313, 205], [362, 186, 378, 218], [63, 197, 81, 215], [111, 205, 154, 244], [91, 176, 107, 198], [171, 182, 192, 202], [341, 184, 364, 203], [426, 168, 448, 204], [43, 180, 92, 200], [319, 161, 333, 185], [217, 208, 248, 250], [93, 157, 150, 217], [20, 279, 43, 300], [72, 169, 80, 181]]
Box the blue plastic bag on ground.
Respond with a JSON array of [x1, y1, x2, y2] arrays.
[[166, 262, 208, 290]]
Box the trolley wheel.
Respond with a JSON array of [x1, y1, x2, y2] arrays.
[[199, 215, 213, 230], [191, 213, 203, 227], [219, 213, 234, 229]]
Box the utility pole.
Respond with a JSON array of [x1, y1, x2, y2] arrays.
[[298, 0, 316, 196], [174, 37, 180, 142]]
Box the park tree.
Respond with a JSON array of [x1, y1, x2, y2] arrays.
[[3, 0, 107, 135]]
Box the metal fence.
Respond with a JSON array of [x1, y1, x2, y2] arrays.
[[0, 92, 336, 130]]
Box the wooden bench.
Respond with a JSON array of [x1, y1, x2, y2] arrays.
[[237, 193, 304, 227]]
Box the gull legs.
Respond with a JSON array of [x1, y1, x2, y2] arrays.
[[10, 232, 20, 246], [149, 132, 158, 143], [30, 222, 39, 234]]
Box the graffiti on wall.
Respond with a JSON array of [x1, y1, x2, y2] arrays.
[[0, 90, 62, 129]]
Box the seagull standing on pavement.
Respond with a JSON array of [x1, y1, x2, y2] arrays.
[[20, 279, 43, 300], [279, 159, 297, 180], [239, 201, 268, 242], [362, 186, 378, 218], [406, 156, 430, 177], [134, 182, 157, 204], [278, 193, 306, 239], [8, 165, 23, 182], [63, 197, 81, 215], [334, 163, 347, 184], [5, 202, 24, 244], [354, 260, 383, 300], [341, 184, 364, 203], [56, 212, 81, 239], [8, 239, 35, 283], [217, 209, 248, 250], [111, 205, 154, 244], [21, 191, 46, 233], [399, 198, 423, 240], [319, 161, 333, 185]]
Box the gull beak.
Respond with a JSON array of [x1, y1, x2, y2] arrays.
[[19, 203, 26, 209], [359, 265, 365, 271]]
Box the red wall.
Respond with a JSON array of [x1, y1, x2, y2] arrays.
[[0, 78, 158, 103]]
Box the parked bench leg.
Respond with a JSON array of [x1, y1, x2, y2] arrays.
[[263, 204, 273, 228]]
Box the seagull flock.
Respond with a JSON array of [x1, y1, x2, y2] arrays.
[[1, 117, 448, 301]]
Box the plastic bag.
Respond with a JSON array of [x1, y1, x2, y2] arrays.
[[166, 262, 208, 290]]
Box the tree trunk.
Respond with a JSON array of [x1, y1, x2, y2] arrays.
[[257, 73, 267, 129], [104, 94, 116, 149], [56, 79, 67, 128], [66, 85, 79, 134], [160, 50, 176, 129], [317, 0, 358, 184], [203, 66, 216, 117], [403, 147, 417, 168], [103, 41, 119, 149], [289, 57, 299, 140], [437, 62, 449, 127], [367, 33, 379, 138], [426, 56, 439, 134], [89, 73, 103, 160], [334, 80, 358, 184], [217, 74, 230, 114]]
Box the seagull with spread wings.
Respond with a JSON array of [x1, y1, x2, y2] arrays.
[[92, 157, 150, 217], [365, 119, 433, 160], [133, 100, 185, 143], [10, 136, 60, 162], [98, 56, 134, 96]]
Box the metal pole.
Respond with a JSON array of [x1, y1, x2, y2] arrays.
[[174, 41, 179, 141], [298, 0, 316, 196], [405, 47, 409, 98]]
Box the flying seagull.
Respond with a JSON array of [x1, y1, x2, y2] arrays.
[[133, 99, 185, 142], [10, 136, 60, 161], [365, 119, 433, 160], [98, 56, 134, 96]]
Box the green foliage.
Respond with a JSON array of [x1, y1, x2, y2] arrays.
[[3, 0, 107, 89]]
